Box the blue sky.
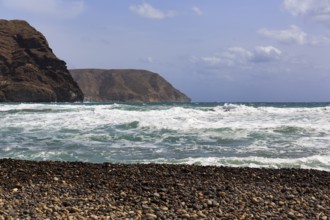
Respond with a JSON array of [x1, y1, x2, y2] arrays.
[[1, 0, 330, 102]]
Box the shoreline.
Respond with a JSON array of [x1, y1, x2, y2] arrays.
[[0, 158, 329, 219]]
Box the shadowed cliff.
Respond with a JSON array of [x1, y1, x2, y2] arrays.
[[70, 69, 191, 102], [0, 19, 83, 102]]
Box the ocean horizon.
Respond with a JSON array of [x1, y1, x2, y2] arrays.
[[1, 102, 329, 171]]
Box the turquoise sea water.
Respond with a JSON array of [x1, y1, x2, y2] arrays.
[[0, 102, 329, 171]]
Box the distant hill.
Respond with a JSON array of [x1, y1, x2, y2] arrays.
[[70, 69, 191, 102], [0, 19, 83, 102]]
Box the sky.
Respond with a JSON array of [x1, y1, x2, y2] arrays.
[[1, 0, 330, 102]]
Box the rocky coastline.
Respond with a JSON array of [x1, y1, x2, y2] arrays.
[[0, 159, 329, 219], [1, 19, 190, 103], [70, 69, 191, 103], [0, 19, 83, 102]]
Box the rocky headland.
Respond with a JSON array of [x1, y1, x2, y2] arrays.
[[0, 19, 83, 102], [70, 69, 191, 102]]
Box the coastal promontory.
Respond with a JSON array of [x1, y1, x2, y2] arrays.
[[70, 69, 191, 102], [0, 19, 83, 102]]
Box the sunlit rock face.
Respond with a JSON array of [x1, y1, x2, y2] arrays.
[[70, 69, 191, 102]]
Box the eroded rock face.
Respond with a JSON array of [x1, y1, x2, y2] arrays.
[[0, 19, 83, 102], [70, 69, 191, 102]]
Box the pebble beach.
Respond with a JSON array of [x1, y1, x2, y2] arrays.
[[0, 158, 329, 219]]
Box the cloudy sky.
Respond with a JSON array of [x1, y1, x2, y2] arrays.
[[1, 0, 330, 102]]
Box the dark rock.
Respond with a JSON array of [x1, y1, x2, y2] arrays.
[[70, 69, 191, 102], [0, 19, 83, 102]]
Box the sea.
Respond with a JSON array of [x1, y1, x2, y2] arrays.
[[0, 102, 329, 171]]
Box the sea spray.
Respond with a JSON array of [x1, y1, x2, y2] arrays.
[[0, 102, 329, 171]]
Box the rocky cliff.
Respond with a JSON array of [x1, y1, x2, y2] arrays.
[[70, 69, 191, 102], [0, 19, 83, 102]]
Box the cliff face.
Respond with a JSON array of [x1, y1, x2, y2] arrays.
[[0, 19, 83, 102], [70, 69, 191, 102]]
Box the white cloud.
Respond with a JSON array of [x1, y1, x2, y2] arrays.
[[147, 57, 154, 63], [227, 47, 253, 61], [309, 35, 330, 45], [258, 25, 307, 45], [198, 46, 281, 67], [283, 0, 330, 27], [139, 56, 158, 64], [2, 0, 85, 18], [192, 6, 203, 16], [258, 25, 330, 46], [251, 46, 282, 62], [129, 3, 176, 19], [201, 56, 230, 66]]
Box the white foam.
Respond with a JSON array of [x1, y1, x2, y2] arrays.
[[1, 103, 330, 170], [141, 155, 330, 171], [2, 103, 330, 133]]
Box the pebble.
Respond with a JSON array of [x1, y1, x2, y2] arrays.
[[90, 215, 98, 220], [278, 201, 285, 206], [0, 159, 328, 219], [181, 213, 190, 218], [146, 213, 157, 219], [70, 207, 81, 213], [198, 211, 207, 218], [160, 206, 168, 211], [252, 197, 260, 203], [287, 211, 295, 219], [153, 192, 160, 197]]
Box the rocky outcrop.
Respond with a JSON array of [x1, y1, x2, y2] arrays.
[[0, 19, 83, 102], [70, 69, 191, 102]]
